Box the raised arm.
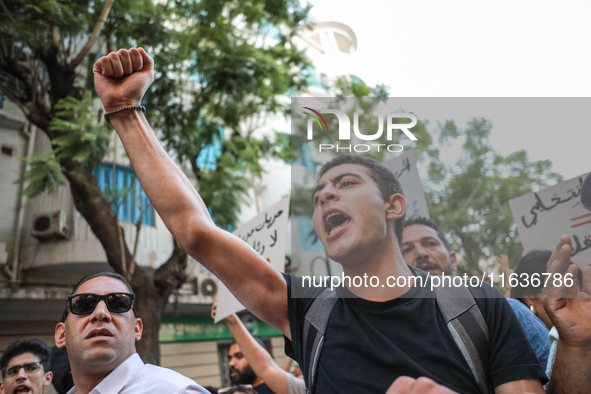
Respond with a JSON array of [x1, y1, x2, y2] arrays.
[[93, 48, 289, 337], [212, 302, 296, 394], [542, 236, 591, 394]]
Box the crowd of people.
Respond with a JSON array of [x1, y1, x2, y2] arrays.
[[2, 47, 590, 394]]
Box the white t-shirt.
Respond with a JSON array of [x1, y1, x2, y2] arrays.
[[285, 372, 306, 394]]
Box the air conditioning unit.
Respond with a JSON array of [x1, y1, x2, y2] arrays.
[[32, 210, 69, 241], [200, 278, 218, 297]]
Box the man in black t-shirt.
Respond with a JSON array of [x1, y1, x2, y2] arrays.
[[95, 50, 591, 394], [282, 155, 546, 393]]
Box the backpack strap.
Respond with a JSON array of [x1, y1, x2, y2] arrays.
[[302, 288, 338, 394], [301, 282, 492, 394], [435, 284, 491, 394]]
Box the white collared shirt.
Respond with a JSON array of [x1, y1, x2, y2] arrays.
[[66, 353, 209, 394]]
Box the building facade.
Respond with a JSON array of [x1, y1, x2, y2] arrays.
[[0, 19, 360, 392]]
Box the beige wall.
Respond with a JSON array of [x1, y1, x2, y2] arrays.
[[161, 341, 221, 388]]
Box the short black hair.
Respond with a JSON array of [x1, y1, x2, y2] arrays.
[[403, 216, 452, 253], [1, 339, 51, 377], [61, 272, 138, 322], [511, 250, 552, 299], [317, 154, 406, 244]]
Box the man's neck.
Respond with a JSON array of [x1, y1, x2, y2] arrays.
[[70, 368, 112, 394], [341, 246, 413, 301], [252, 376, 265, 388]]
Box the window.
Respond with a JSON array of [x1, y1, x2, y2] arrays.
[[93, 163, 155, 226], [196, 125, 224, 170]]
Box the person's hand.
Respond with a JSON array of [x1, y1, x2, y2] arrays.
[[93, 47, 154, 112], [211, 298, 218, 320], [542, 235, 591, 349], [211, 299, 239, 325], [386, 377, 457, 394], [499, 254, 513, 276], [498, 254, 514, 297]]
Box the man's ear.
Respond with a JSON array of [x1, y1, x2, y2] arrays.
[[135, 318, 143, 341], [385, 194, 406, 220], [55, 322, 67, 348], [449, 251, 458, 271], [43, 371, 53, 386], [1, 381, 5, 394]]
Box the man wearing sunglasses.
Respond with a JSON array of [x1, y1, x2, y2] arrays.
[[55, 272, 209, 394], [0, 339, 53, 394]]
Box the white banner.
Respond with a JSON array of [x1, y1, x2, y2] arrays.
[[214, 197, 290, 322], [509, 173, 591, 268], [382, 150, 430, 219]]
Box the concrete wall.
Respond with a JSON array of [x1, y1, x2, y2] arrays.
[[0, 99, 28, 266], [0, 127, 175, 283], [161, 341, 221, 388]]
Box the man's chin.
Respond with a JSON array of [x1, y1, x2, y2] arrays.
[[82, 348, 121, 366]]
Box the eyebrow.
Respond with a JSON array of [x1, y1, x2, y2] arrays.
[[312, 172, 364, 201], [401, 236, 440, 247]]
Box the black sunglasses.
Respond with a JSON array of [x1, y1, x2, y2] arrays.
[[67, 293, 135, 315], [2, 360, 45, 378]]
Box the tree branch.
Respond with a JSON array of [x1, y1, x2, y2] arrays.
[[62, 158, 133, 273], [52, 27, 59, 47], [68, 0, 114, 70], [154, 240, 188, 293], [118, 225, 127, 275], [129, 204, 143, 275], [0, 0, 35, 50]]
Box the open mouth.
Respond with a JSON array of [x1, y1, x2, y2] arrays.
[[14, 385, 31, 394], [325, 212, 351, 236], [86, 328, 114, 339], [418, 262, 440, 272]]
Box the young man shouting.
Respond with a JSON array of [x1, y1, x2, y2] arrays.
[[92, 48, 591, 394], [0, 340, 53, 394]]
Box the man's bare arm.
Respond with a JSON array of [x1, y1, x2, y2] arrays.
[[93, 48, 290, 337], [494, 379, 543, 394], [213, 302, 293, 394], [543, 236, 591, 394]]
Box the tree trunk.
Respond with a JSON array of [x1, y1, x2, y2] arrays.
[[2, 39, 190, 366], [132, 268, 166, 364], [133, 243, 188, 365]]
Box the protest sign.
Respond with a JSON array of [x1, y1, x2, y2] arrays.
[[509, 173, 591, 267], [382, 150, 430, 219], [214, 197, 290, 322]]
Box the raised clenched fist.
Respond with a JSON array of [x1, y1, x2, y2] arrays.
[[93, 48, 154, 113]]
